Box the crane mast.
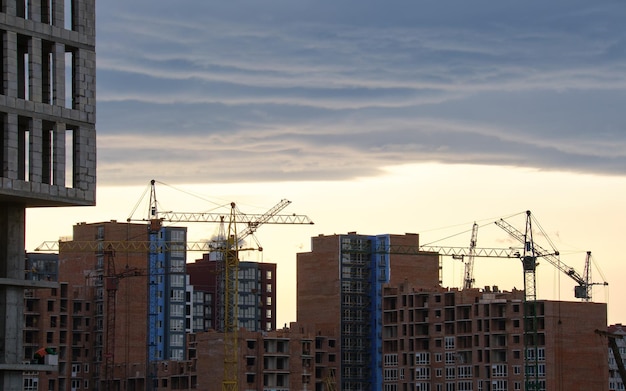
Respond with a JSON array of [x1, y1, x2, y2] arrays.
[[462, 223, 478, 290], [144, 180, 313, 391]]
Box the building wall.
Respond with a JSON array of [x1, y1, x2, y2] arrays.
[[195, 323, 340, 391], [606, 324, 626, 391], [297, 232, 440, 390], [0, 0, 96, 207], [381, 282, 608, 391], [187, 256, 278, 332]]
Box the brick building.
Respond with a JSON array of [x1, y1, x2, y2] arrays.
[[381, 282, 608, 391], [187, 254, 277, 332], [196, 323, 340, 391], [297, 232, 440, 390], [30, 220, 196, 391]]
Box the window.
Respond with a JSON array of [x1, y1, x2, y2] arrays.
[[72, 364, 80, 374], [170, 257, 184, 272], [384, 368, 398, 381], [445, 352, 455, 364], [415, 352, 430, 365], [458, 381, 473, 391], [458, 366, 472, 379], [266, 270, 272, 280], [170, 304, 184, 317], [492, 364, 507, 377], [415, 367, 430, 380], [445, 336, 455, 350], [170, 318, 184, 331], [384, 354, 398, 367], [416, 383, 430, 391], [170, 334, 184, 347], [435, 353, 442, 362], [445, 366, 455, 380], [266, 284, 272, 293], [170, 289, 185, 302]]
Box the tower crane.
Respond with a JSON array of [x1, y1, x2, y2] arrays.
[[494, 210, 609, 390], [142, 180, 314, 391], [462, 222, 478, 290], [494, 211, 608, 302], [36, 180, 314, 391]]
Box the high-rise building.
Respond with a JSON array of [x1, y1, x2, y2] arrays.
[[382, 282, 608, 391], [606, 323, 626, 391], [39, 220, 193, 390], [297, 232, 440, 390], [187, 254, 277, 332], [0, 1, 96, 389]]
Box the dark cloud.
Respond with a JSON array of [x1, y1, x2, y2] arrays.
[[95, 1, 626, 185]]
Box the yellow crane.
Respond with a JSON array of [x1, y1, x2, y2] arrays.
[[142, 180, 313, 391], [37, 180, 314, 391]]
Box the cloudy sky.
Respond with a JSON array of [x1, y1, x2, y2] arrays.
[[95, 0, 626, 184], [30, 1, 626, 325]]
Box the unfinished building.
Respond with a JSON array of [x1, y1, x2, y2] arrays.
[[0, 1, 96, 389], [382, 282, 608, 391]]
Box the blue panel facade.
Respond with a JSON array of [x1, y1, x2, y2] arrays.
[[147, 230, 166, 362], [148, 226, 187, 363], [339, 234, 390, 391]]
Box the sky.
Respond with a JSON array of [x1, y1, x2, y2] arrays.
[[27, 1, 626, 326]]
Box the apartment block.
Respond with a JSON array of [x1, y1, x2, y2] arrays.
[[195, 323, 340, 391], [606, 323, 626, 391], [297, 232, 440, 390], [382, 282, 608, 391], [37, 220, 193, 391], [187, 254, 277, 332]]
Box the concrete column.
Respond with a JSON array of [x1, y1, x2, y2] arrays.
[[52, 0, 64, 28], [0, 204, 26, 391], [52, 42, 65, 107], [53, 122, 66, 187], [3, 31, 18, 98], [74, 125, 95, 195], [27, 0, 42, 22], [3, 114, 19, 180], [28, 37, 42, 103], [29, 118, 43, 183], [74, 0, 96, 37]]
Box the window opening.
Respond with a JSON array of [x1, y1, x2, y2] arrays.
[[65, 126, 74, 187], [64, 49, 74, 108], [18, 35, 29, 100]]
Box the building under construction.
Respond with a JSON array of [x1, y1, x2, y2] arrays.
[[297, 232, 441, 390], [0, 1, 96, 390], [382, 282, 607, 391], [32, 221, 196, 391], [296, 231, 609, 391]]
